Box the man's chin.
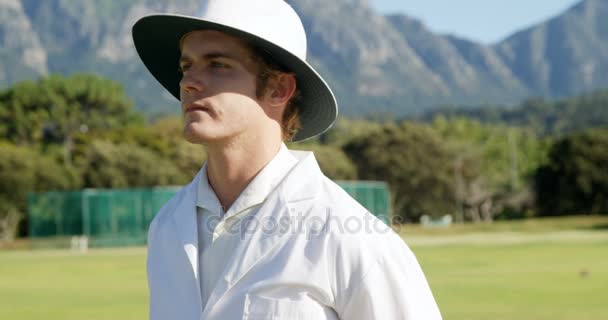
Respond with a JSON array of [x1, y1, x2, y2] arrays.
[[183, 127, 222, 145]]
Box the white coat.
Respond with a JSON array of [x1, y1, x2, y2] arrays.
[[147, 151, 442, 319]]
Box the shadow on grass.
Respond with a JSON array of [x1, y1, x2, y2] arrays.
[[577, 223, 608, 231], [588, 223, 608, 230]]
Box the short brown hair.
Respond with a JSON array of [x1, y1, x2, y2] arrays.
[[178, 32, 302, 141], [251, 47, 302, 142]]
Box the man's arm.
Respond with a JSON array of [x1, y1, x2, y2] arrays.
[[333, 231, 442, 319]]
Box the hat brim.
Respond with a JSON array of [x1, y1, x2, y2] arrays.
[[132, 14, 337, 142]]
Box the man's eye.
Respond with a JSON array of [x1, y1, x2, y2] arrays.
[[178, 64, 191, 73], [210, 61, 229, 69]]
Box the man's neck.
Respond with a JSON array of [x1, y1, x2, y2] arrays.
[[205, 138, 282, 211]]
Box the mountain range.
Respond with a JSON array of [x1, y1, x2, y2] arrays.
[[1, 0, 607, 117]]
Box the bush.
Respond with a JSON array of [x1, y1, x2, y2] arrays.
[[0, 142, 80, 239], [535, 129, 608, 216], [80, 140, 189, 188], [343, 123, 454, 221], [290, 144, 357, 180]]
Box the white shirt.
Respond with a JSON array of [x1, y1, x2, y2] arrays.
[[195, 144, 298, 308], [147, 149, 442, 319]]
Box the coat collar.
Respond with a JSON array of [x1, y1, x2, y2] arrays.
[[279, 150, 324, 202], [203, 150, 325, 316], [196, 143, 298, 218], [170, 150, 324, 316]]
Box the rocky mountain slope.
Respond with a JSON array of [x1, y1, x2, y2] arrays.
[[0, 0, 606, 116]]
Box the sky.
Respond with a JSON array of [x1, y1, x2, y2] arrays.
[[370, 0, 582, 44]]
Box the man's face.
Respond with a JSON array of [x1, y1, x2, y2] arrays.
[[179, 30, 271, 145]]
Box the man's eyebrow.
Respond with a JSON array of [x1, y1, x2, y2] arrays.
[[179, 52, 239, 64]]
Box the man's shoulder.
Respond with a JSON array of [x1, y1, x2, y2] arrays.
[[149, 184, 190, 230], [301, 176, 397, 245], [318, 176, 363, 207], [310, 177, 414, 296], [315, 176, 375, 222]]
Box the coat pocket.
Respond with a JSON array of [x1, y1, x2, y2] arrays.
[[243, 294, 328, 320]]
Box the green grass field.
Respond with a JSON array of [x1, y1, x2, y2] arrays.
[[1, 217, 607, 320]]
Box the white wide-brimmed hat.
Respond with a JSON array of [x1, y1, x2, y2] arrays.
[[132, 0, 338, 141]]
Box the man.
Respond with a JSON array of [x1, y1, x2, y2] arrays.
[[132, 0, 442, 319]]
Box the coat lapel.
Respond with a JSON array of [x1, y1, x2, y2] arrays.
[[201, 151, 324, 317], [170, 169, 203, 309]]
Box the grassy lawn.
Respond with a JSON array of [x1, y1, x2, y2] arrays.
[[0, 248, 147, 320], [0, 216, 607, 320], [415, 239, 608, 319]]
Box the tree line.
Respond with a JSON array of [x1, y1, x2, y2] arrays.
[[419, 89, 608, 136], [0, 74, 606, 239]]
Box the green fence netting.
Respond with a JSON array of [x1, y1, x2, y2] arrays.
[[337, 181, 391, 225], [28, 181, 391, 248]]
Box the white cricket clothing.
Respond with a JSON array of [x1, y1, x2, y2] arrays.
[[195, 144, 298, 308], [147, 148, 442, 319]]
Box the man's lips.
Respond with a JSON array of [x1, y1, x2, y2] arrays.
[[184, 103, 210, 113]]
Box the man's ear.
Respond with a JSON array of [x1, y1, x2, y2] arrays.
[[266, 73, 297, 108]]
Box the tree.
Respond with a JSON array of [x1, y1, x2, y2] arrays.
[[343, 122, 453, 221], [319, 117, 384, 147], [0, 142, 80, 240], [431, 116, 550, 221], [289, 143, 357, 180], [98, 116, 208, 178], [0, 74, 143, 165], [535, 129, 608, 216], [423, 89, 608, 136], [80, 140, 188, 188]]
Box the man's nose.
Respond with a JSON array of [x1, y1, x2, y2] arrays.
[[179, 71, 205, 94]]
